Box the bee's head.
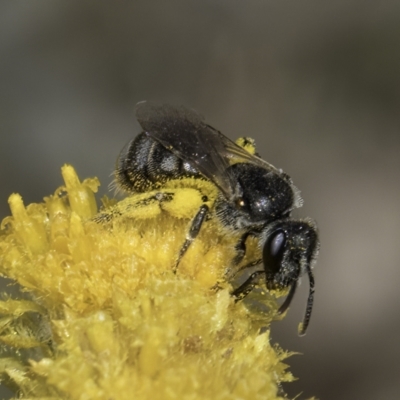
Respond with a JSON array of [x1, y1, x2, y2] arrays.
[[261, 219, 319, 335]]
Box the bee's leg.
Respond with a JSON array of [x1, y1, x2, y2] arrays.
[[94, 191, 174, 223], [223, 231, 260, 282], [173, 204, 209, 273], [232, 232, 252, 265], [231, 270, 265, 301]]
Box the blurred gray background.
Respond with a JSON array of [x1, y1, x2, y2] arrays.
[[1, 1, 399, 399]]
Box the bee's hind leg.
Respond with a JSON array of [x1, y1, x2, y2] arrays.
[[173, 204, 209, 273]]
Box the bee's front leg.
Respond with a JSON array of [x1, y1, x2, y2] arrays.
[[232, 231, 252, 266], [231, 270, 265, 301]]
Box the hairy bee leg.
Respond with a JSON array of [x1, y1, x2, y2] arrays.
[[231, 270, 265, 301], [172, 204, 209, 273], [232, 232, 252, 266], [224, 257, 262, 282], [224, 232, 260, 282], [94, 191, 174, 223]]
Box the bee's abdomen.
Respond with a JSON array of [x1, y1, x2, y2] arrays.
[[115, 132, 202, 193]]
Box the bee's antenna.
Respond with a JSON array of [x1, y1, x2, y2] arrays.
[[298, 264, 315, 336], [277, 280, 297, 316]]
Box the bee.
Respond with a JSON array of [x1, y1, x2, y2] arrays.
[[102, 101, 319, 336]]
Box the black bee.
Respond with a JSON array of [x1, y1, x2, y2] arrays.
[[115, 101, 319, 335]]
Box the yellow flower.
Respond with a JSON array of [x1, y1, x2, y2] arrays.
[[0, 165, 294, 399]]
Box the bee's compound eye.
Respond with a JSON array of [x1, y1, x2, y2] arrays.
[[263, 230, 286, 275]]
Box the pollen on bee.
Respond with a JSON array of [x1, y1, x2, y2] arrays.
[[235, 137, 257, 155]]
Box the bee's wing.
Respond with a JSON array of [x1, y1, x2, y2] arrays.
[[135, 101, 280, 201]]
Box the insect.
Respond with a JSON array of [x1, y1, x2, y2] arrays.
[[104, 101, 319, 335]]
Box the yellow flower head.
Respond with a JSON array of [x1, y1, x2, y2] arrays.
[[0, 165, 294, 400]]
